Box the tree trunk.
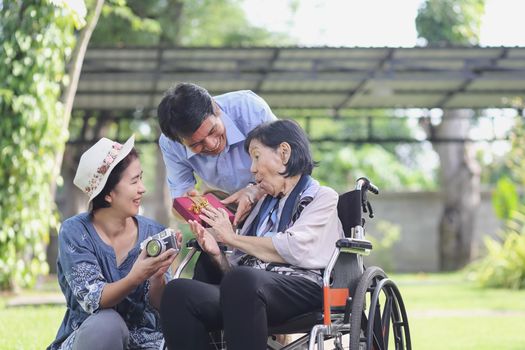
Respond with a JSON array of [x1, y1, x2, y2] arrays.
[[142, 147, 171, 227], [47, 145, 88, 272], [144, 0, 185, 225], [433, 109, 481, 270], [52, 0, 104, 195], [47, 1, 104, 272], [48, 114, 110, 271]]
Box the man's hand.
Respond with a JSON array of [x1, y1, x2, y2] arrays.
[[172, 189, 200, 223], [185, 188, 200, 197], [221, 185, 262, 225]]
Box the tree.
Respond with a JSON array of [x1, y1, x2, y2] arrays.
[[0, 0, 86, 289], [90, 0, 293, 46], [416, 0, 485, 270], [275, 108, 438, 192], [470, 120, 525, 289], [63, 0, 295, 205], [52, 0, 297, 269]]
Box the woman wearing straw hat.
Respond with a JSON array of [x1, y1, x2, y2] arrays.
[[48, 135, 180, 350]]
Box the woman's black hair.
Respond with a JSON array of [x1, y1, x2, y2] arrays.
[[90, 148, 139, 213], [244, 119, 317, 177]]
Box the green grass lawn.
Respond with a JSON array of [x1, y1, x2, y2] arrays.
[[0, 304, 63, 350], [393, 273, 525, 350], [1, 272, 524, 349]]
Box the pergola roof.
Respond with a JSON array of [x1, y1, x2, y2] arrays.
[[75, 46, 525, 111]]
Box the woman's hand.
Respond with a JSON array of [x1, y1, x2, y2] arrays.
[[100, 231, 180, 310], [146, 230, 181, 310], [149, 231, 183, 280], [129, 245, 178, 285], [199, 206, 237, 245], [188, 219, 221, 257]]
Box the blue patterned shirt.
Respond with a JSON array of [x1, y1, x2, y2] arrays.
[[48, 213, 168, 350], [159, 90, 277, 198]]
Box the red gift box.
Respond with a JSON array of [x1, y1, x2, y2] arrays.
[[172, 193, 234, 227]]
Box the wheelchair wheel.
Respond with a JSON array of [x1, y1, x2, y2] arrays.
[[349, 266, 411, 350]]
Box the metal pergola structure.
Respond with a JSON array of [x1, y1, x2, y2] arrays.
[[71, 46, 525, 144]]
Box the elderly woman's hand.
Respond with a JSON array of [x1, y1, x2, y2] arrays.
[[188, 219, 221, 257], [221, 185, 262, 225], [199, 206, 237, 245]]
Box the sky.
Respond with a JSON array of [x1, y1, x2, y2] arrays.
[[243, 0, 525, 47]]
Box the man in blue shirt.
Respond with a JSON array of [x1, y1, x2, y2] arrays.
[[157, 82, 277, 224]]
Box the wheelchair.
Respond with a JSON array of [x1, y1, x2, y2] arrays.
[[170, 177, 411, 350]]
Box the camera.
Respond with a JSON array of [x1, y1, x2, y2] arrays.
[[140, 228, 179, 257]]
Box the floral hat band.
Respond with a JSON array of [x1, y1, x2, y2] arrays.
[[84, 142, 124, 197], [73, 135, 135, 205]]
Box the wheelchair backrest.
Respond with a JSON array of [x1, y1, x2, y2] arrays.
[[337, 190, 362, 237]]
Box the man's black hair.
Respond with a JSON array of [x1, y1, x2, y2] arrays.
[[244, 119, 316, 177], [157, 83, 214, 143]]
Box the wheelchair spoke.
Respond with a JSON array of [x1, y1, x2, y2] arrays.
[[369, 300, 384, 349], [381, 295, 393, 347], [349, 266, 412, 350]]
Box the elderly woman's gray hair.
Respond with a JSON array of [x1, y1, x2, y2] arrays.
[[244, 119, 317, 177]]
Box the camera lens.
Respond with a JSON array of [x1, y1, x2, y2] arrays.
[[146, 239, 163, 257]]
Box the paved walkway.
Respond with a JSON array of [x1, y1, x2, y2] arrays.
[[5, 293, 65, 307], [409, 309, 525, 318], [6, 292, 525, 321]]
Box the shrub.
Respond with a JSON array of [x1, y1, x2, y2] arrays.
[[469, 230, 525, 289]]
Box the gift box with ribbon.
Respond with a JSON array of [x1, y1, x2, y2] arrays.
[[172, 193, 235, 227]]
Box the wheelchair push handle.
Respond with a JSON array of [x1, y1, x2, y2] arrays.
[[356, 177, 379, 195], [355, 177, 379, 219]]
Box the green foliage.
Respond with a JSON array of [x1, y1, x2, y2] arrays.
[[469, 230, 525, 289], [0, 1, 83, 289], [470, 120, 525, 289], [312, 144, 436, 193], [416, 0, 485, 45], [365, 220, 401, 272], [276, 111, 438, 191], [90, 0, 162, 45], [176, 0, 293, 46], [492, 176, 519, 220], [504, 119, 525, 186], [91, 0, 294, 46]]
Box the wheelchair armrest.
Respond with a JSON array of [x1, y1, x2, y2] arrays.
[[186, 238, 229, 252], [336, 238, 372, 255], [172, 239, 230, 280], [172, 246, 198, 280], [186, 238, 202, 250]]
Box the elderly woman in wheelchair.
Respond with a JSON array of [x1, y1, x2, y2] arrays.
[[159, 119, 344, 350]]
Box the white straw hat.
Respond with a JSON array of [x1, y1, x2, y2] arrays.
[[73, 135, 135, 205]]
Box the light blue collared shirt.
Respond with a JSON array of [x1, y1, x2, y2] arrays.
[[159, 90, 277, 198]]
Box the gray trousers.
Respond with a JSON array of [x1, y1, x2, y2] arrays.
[[73, 309, 129, 350]]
